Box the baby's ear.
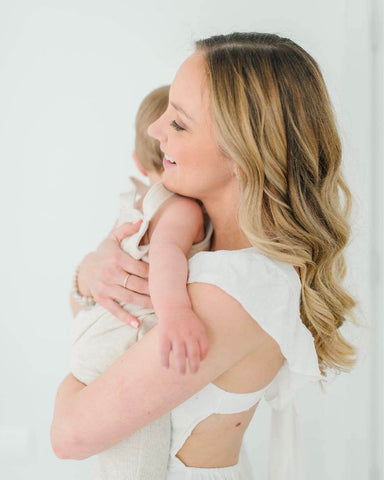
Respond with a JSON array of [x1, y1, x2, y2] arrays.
[[133, 151, 149, 177]]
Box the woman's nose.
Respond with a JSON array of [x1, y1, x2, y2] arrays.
[[147, 116, 167, 143]]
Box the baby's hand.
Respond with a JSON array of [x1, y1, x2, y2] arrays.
[[157, 308, 210, 375]]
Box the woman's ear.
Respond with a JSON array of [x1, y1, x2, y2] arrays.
[[132, 151, 149, 177]]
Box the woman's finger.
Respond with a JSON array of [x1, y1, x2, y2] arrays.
[[112, 222, 150, 280], [111, 220, 143, 244], [108, 284, 154, 310], [119, 267, 151, 295], [128, 271, 150, 295], [118, 255, 150, 281], [98, 296, 141, 329]]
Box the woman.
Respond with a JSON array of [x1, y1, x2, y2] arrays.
[[51, 32, 358, 479]]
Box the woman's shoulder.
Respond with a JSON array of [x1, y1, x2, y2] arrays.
[[187, 248, 299, 327], [187, 248, 320, 380], [188, 248, 300, 299], [187, 248, 298, 350], [186, 276, 277, 363]]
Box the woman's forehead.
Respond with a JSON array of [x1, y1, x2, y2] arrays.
[[169, 52, 209, 120]]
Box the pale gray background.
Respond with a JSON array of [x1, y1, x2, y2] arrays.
[[0, 0, 381, 479]]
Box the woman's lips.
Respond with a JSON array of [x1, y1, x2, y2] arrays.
[[163, 155, 177, 169]]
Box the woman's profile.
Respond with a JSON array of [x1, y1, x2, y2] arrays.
[[51, 32, 359, 480]]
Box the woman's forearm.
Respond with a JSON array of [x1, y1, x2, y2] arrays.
[[50, 373, 87, 459]]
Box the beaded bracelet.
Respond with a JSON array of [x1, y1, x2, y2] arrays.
[[71, 263, 96, 307]]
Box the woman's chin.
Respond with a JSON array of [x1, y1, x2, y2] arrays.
[[161, 176, 179, 194], [162, 181, 190, 198], [161, 173, 202, 199]]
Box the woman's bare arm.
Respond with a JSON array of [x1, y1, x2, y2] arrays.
[[51, 281, 270, 460]]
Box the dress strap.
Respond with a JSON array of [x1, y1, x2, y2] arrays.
[[209, 381, 273, 414]]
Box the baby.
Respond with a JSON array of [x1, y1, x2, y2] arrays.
[[70, 85, 214, 480]]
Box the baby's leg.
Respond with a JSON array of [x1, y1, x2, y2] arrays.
[[91, 412, 171, 480], [70, 304, 140, 385], [71, 307, 170, 480]]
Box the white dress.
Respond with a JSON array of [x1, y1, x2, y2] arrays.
[[70, 176, 214, 480], [163, 248, 322, 480]]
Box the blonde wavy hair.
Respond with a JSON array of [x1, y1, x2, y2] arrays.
[[195, 32, 359, 378]]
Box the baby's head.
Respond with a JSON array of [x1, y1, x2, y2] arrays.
[[133, 85, 170, 183]]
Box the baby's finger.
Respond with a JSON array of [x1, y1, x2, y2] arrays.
[[172, 340, 187, 375], [198, 335, 210, 361], [159, 336, 172, 369], [185, 340, 200, 374], [99, 297, 140, 329]]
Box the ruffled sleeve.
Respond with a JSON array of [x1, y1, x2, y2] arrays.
[[187, 248, 322, 480]]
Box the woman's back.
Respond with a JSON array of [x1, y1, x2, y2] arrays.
[[170, 342, 283, 470], [164, 247, 320, 478]]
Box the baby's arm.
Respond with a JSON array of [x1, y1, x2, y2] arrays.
[[148, 195, 209, 375]]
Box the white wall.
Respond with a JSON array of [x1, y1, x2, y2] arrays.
[[0, 0, 377, 478], [370, 0, 384, 477]]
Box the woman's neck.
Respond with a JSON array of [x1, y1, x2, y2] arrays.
[[202, 182, 252, 252], [208, 220, 252, 252]]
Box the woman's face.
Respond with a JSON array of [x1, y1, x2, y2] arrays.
[[147, 51, 235, 201]]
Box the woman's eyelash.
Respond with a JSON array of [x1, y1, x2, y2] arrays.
[[170, 120, 185, 131]]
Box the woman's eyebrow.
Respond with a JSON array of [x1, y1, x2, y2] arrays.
[[170, 101, 195, 122]]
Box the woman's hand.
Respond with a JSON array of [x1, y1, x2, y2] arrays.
[[77, 219, 154, 328]]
